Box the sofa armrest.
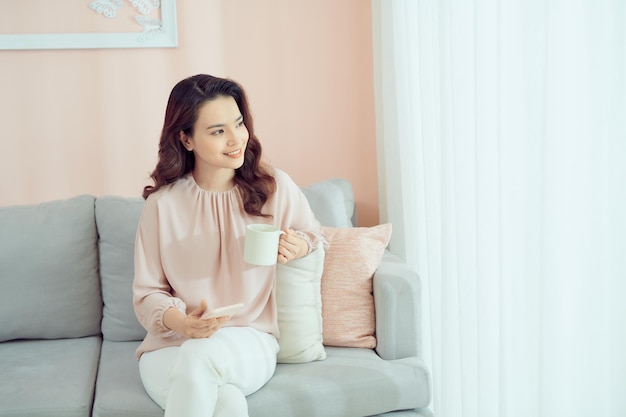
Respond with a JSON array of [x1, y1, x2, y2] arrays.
[[373, 251, 423, 361]]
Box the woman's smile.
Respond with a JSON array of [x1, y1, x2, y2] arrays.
[[224, 148, 243, 158]]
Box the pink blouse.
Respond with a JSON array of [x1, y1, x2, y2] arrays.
[[132, 169, 323, 358]]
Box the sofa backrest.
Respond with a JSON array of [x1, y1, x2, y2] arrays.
[[95, 177, 356, 342], [301, 178, 356, 228], [0, 195, 102, 342], [95, 196, 147, 342]]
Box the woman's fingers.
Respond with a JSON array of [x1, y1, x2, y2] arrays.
[[278, 229, 299, 260], [278, 229, 308, 263], [187, 316, 229, 338], [183, 305, 231, 338]]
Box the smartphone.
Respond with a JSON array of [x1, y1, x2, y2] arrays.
[[202, 303, 244, 319]]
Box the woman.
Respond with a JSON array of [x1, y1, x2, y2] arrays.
[[133, 74, 324, 417]]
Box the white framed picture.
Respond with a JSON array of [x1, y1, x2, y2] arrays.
[[0, 0, 178, 50]]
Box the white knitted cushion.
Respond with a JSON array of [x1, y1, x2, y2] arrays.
[[275, 246, 327, 363]]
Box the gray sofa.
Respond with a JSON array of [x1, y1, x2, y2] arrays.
[[0, 178, 431, 417]]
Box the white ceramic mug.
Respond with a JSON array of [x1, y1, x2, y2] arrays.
[[243, 224, 284, 266]]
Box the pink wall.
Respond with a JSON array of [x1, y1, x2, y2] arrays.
[[0, 1, 379, 226]]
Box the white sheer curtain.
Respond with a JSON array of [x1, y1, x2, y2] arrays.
[[372, 1, 626, 416]]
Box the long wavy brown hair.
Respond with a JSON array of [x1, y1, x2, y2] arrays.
[[143, 74, 276, 217]]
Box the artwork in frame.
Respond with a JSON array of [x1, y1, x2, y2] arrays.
[[0, 0, 178, 50]]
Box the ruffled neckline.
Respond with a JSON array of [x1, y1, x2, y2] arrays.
[[184, 173, 239, 196]]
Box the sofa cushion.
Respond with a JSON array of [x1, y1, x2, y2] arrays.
[[0, 336, 101, 417], [95, 196, 147, 342], [276, 246, 326, 363], [321, 224, 392, 348], [301, 178, 355, 227], [0, 195, 101, 342], [92, 342, 430, 417], [93, 340, 163, 417], [248, 347, 430, 417]]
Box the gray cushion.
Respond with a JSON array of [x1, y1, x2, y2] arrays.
[[0, 195, 101, 341], [301, 179, 355, 228], [95, 196, 147, 342], [93, 342, 429, 417], [0, 336, 101, 417], [93, 341, 163, 417], [248, 347, 430, 417]]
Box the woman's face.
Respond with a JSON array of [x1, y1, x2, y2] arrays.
[[181, 95, 249, 176]]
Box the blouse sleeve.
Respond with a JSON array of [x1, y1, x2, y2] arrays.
[[133, 195, 187, 337], [274, 169, 328, 254]]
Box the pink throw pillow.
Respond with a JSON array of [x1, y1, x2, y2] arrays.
[[320, 224, 392, 348]]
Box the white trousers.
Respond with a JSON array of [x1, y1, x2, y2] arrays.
[[139, 327, 279, 417]]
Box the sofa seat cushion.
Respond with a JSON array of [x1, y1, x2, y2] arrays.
[[248, 346, 430, 417], [93, 341, 163, 417], [93, 342, 429, 417], [0, 336, 101, 417]]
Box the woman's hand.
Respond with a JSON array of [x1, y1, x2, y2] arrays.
[[163, 300, 229, 339], [278, 229, 309, 264]]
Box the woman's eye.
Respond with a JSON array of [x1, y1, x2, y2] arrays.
[[236, 121, 245, 128], [212, 129, 224, 136]]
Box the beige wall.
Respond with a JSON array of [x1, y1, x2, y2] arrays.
[[0, 1, 379, 226]]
